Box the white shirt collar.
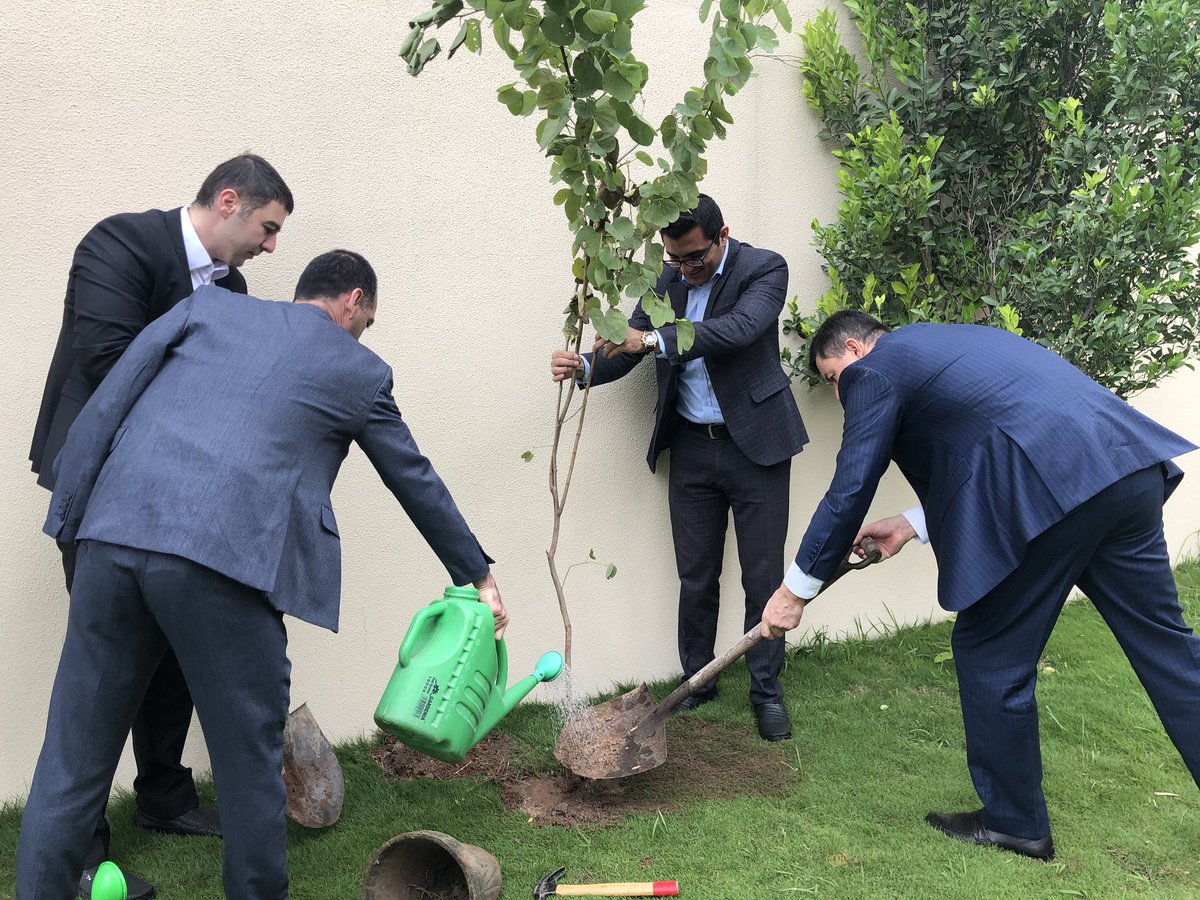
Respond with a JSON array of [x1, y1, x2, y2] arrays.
[[181, 206, 229, 289]]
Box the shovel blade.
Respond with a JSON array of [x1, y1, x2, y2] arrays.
[[282, 702, 345, 828], [553, 683, 668, 780]]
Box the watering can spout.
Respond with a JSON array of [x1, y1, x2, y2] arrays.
[[475, 651, 564, 739]]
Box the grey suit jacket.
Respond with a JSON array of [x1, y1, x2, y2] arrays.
[[588, 238, 808, 472], [44, 285, 490, 631]]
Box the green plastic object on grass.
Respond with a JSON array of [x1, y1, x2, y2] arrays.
[[92, 861, 128, 900], [374, 586, 563, 762]]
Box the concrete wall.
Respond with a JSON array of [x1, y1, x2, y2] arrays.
[[1, 0, 1197, 803]]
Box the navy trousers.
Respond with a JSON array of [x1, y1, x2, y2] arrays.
[[952, 465, 1200, 838], [668, 424, 791, 705], [18, 541, 292, 899]]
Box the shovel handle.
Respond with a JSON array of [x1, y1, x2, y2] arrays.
[[654, 538, 882, 717]]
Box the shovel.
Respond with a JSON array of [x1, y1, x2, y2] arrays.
[[554, 538, 883, 780], [282, 702, 345, 828]]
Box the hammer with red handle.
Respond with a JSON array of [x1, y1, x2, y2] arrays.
[[534, 867, 679, 898]]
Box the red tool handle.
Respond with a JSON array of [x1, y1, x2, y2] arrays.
[[554, 882, 678, 896]]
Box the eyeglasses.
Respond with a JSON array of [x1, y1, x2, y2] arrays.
[[663, 238, 717, 270]]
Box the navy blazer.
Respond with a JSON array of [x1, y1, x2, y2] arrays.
[[44, 286, 491, 632], [30, 207, 247, 489], [795, 323, 1196, 610], [588, 238, 808, 472]]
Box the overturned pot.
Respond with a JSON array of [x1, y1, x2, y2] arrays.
[[362, 830, 501, 900]]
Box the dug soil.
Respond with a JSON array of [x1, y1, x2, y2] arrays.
[[371, 717, 798, 828]]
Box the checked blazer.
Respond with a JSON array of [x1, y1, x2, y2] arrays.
[[587, 237, 808, 472]]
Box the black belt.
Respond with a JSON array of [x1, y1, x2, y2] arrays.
[[680, 418, 732, 440]]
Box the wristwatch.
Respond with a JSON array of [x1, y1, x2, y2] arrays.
[[641, 330, 659, 353]]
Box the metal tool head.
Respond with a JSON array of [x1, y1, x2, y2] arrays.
[[533, 866, 567, 899]]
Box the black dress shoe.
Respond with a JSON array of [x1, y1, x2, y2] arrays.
[[675, 689, 718, 713], [753, 701, 792, 741], [78, 864, 156, 899], [135, 805, 222, 838], [925, 809, 1055, 861]]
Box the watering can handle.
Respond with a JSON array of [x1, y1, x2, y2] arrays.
[[397, 602, 447, 667], [495, 634, 509, 690]]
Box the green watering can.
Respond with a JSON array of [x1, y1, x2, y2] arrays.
[[374, 586, 563, 763], [91, 862, 127, 900]]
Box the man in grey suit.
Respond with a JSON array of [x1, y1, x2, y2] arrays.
[[29, 153, 293, 900], [551, 195, 808, 741], [18, 250, 507, 899]]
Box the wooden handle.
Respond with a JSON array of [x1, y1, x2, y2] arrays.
[[652, 538, 883, 718], [555, 882, 679, 896]]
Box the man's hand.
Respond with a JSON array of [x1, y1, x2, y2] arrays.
[[550, 350, 584, 383], [853, 514, 917, 560], [473, 572, 508, 638], [595, 326, 651, 359], [761, 583, 806, 639]]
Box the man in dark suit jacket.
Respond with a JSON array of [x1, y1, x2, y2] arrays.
[[763, 310, 1199, 860], [28, 154, 293, 898], [551, 195, 808, 741], [18, 250, 506, 898]]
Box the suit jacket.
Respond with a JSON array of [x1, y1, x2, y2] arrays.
[[795, 323, 1196, 611], [588, 238, 808, 472], [44, 286, 491, 632], [30, 207, 247, 489]]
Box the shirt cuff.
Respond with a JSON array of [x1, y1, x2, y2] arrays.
[[784, 562, 826, 600], [902, 506, 929, 544], [654, 329, 666, 357], [575, 354, 592, 387]]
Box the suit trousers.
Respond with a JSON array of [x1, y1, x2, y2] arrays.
[[951, 464, 1200, 839], [668, 425, 791, 705], [18, 541, 292, 900], [59, 540, 199, 868]]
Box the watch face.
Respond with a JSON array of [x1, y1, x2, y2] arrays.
[[643, 331, 657, 348]]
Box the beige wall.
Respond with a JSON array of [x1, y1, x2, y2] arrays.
[[2, 0, 1197, 804]]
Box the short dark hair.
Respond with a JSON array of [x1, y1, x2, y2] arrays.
[[194, 154, 294, 215], [294, 250, 378, 309], [661, 194, 724, 242], [808, 310, 891, 374]]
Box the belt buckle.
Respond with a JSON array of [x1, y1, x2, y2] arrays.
[[706, 423, 719, 440]]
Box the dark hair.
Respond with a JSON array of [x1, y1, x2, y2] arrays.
[[194, 154, 294, 215], [661, 194, 724, 242], [294, 250, 378, 309], [808, 310, 891, 374]]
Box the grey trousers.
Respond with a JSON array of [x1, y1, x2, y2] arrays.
[[17, 541, 292, 899]]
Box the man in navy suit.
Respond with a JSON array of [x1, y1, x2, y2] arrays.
[[551, 195, 808, 741], [28, 154, 293, 899], [18, 250, 506, 898], [763, 310, 1199, 860]]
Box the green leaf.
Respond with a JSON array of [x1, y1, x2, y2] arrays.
[[520, 450, 534, 462], [773, 0, 792, 32], [606, 216, 637, 243], [699, 0, 714, 22], [574, 53, 603, 95], [642, 291, 675, 328], [446, 20, 471, 59], [537, 112, 570, 149], [602, 68, 636, 103], [583, 9, 619, 33], [675, 318, 696, 352], [605, 563, 618, 579], [399, 27, 422, 58], [464, 18, 482, 52], [635, 150, 654, 166], [541, 9, 575, 44], [595, 307, 629, 343]]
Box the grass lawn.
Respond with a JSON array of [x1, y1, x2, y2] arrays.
[[3, 563, 1198, 899]]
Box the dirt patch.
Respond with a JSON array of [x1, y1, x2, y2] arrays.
[[372, 717, 798, 828]]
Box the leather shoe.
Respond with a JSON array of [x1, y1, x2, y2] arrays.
[[753, 701, 792, 741], [675, 689, 718, 713], [925, 809, 1054, 861], [78, 864, 156, 899], [135, 805, 222, 838]]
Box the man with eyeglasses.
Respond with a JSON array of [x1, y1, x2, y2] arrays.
[[550, 195, 808, 741]]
